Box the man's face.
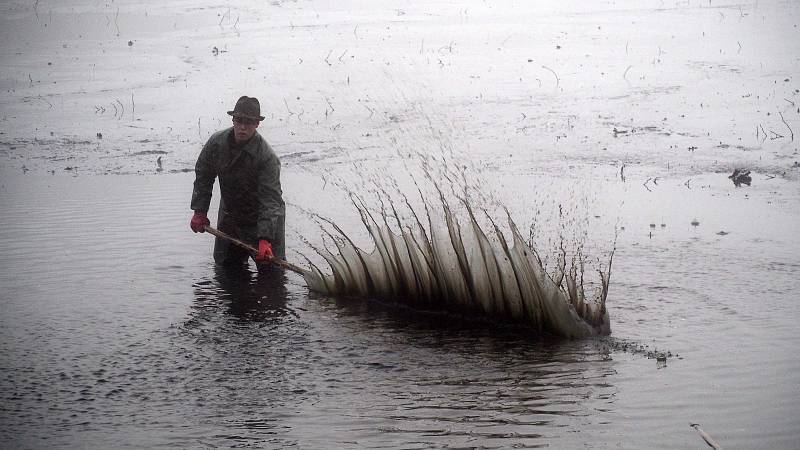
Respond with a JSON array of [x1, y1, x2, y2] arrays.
[[232, 116, 259, 143]]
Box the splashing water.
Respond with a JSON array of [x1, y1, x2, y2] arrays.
[[299, 152, 613, 338]]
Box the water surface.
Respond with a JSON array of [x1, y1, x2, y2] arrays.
[[1, 169, 798, 448], [2, 0, 799, 447]]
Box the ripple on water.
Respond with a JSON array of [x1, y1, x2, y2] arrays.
[[1, 163, 799, 448]]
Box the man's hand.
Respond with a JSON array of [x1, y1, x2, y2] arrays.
[[256, 239, 274, 261], [190, 211, 210, 233]]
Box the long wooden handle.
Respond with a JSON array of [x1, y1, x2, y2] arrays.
[[203, 225, 307, 275]]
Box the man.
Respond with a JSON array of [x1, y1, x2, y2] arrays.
[[189, 95, 285, 268]]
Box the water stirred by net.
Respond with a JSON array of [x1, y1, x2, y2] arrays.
[[298, 150, 614, 338]]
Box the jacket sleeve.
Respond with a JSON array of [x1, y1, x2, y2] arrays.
[[190, 137, 217, 213], [256, 148, 285, 241]]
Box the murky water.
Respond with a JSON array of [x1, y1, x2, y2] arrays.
[[1, 167, 798, 449], [2, 0, 800, 447]]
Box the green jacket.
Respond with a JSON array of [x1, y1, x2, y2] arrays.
[[191, 128, 285, 243]]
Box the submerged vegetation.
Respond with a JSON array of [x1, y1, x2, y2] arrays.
[[299, 151, 614, 338]]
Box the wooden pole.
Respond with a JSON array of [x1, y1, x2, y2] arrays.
[[203, 225, 308, 275]]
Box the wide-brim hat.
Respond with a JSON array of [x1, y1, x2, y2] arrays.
[[227, 96, 265, 121]]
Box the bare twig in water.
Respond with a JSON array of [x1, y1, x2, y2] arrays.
[[219, 7, 230, 26], [283, 98, 294, 117], [620, 164, 626, 182], [778, 111, 794, 142], [623, 65, 633, 82], [338, 49, 347, 62], [363, 104, 374, 118], [769, 130, 784, 140], [541, 65, 560, 90], [131, 93, 135, 120], [324, 50, 332, 66], [325, 97, 335, 115], [197, 117, 201, 138], [643, 177, 653, 192], [116, 99, 124, 120], [690, 423, 723, 450], [37, 95, 52, 108], [684, 179, 692, 189], [759, 124, 767, 142]]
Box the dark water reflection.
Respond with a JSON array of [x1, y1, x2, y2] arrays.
[[191, 266, 293, 323], [177, 265, 619, 448], [1, 170, 799, 448], [272, 294, 620, 449]]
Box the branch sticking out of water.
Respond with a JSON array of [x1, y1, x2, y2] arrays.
[[758, 124, 767, 143], [116, 99, 124, 120], [778, 111, 794, 142], [219, 7, 230, 26], [283, 98, 294, 117], [541, 65, 560, 90], [36, 95, 52, 109], [623, 65, 633, 83], [690, 423, 723, 450]]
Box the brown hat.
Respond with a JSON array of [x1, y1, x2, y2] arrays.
[[227, 96, 265, 121]]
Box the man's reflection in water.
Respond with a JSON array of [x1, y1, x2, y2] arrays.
[[186, 265, 299, 443], [191, 264, 292, 323]]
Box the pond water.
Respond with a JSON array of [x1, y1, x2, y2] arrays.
[[2, 0, 800, 448], [0, 167, 798, 449]]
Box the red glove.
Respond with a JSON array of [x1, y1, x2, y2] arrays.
[[190, 211, 210, 233], [256, 239, 273, 261]]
